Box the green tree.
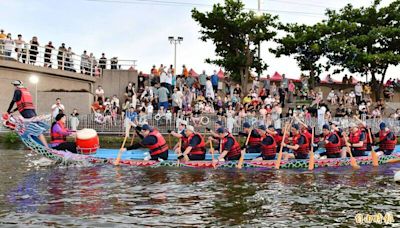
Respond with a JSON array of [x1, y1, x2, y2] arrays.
[[192, 0, 278, 92], [271, 23, 328, 88], [324, 0, 400, 99]]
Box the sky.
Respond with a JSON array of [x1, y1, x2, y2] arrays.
[[1, 0, 398, 81]]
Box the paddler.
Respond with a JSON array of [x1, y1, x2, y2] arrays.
[[239, 122, 262, 153], [207, 120, 224, 149], [266, 125, 286, 153], [50, 113, 77, 153], [319, 124, 343, 158], [177, 125, 206, 161], [375, 122, 397, 155], [213, 127, 242, 163], [169, 120, 188, 154], [254, 125, 277, 160], [282, 124, 310, 159], [5, 80, 49, 148], [125, 124, 169, 160], [347, 123, 367, 157]]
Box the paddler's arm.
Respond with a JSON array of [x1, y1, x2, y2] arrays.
[[126, 135, 156, 150], [216, 138, 234, 160], [7, 90, 21, 113], [170, 130, 183, 138], [348, 132, 365, 147], [283, 136, 304, 150], [182, 135, 201, 156]]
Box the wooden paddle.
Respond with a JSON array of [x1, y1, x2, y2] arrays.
[[114, 125, 131, 166], [237, 128, 253, 169], [342, 132, 361, 170], [387, 158, 400, 163], [275, 119, 292, 170], [367, 128, 379, 167], [209, 140, 216, 168], [130, 130, 136, 146], [308, 127, 315, 171]]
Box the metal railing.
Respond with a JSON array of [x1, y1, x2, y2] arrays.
[[0, 42, 137, 76]]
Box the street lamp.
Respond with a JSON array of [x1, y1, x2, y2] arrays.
[[29, 75, 39, 113], [257, 0, 262, 80], [168, 36, 183, 75]]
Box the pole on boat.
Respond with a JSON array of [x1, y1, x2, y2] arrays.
[[114, 125, 131, 166], [275, 118, 292, 170], [237, 128, 252, 169], [308, 127, 315, 171], [342, 132, 361, 170]]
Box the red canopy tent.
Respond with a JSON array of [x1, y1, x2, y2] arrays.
[[270, 71, 282, 81], [189, 68, 198, 77], [286, 75, 301, 83], [217, 69, 225, 79]]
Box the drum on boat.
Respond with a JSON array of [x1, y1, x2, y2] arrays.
[[76, 128, 99, 154]]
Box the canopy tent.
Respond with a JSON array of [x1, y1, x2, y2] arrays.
[[217, 69, 225, 78], [269, 71, 282, 81], [286, 75, 301, 83], [189, 68, 198, 77]]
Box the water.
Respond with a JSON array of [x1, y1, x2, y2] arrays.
[[0, 149, 399, 227]]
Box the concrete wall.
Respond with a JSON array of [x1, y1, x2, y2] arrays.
[[94, 69, 138, 103], [0, 60, 95, 115], [38, 92, 93, 115]]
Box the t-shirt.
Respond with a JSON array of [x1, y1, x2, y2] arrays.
[[51, 104, 65, 118], [211, 74, 219, 86], [199, 74, 207, 86], [189, 135, 201, 147], [223, 137, 234, 151], [327, 134, 339, 144], [156, 87, 169, 103]]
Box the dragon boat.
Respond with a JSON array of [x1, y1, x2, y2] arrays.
[[3, 115, 400, 169]]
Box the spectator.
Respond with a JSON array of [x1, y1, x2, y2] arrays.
[[124, 106, 138, 129], [199, 70, 207, 92], [182, 65, 188, 77], [125, 82, 134, 101], [335, 103, 345, 117], [111, 95, 120, 110], [348, 75, 354, 85], [91, 101, 105, 113], [51, 98, 65, 118], [342, 74, 349, 84], [288, 80, 295, 103], [44, 41, 54, 68], [354, 82, 363, 105], [121, 100, 130, 118], [4, 33, 14, 58], [29, 36, 39, 64], [281, 74, 288, 92], [69, 108, 80, 131], [99, 53, 107, 70], [57, 43, 67, 69], [171, 87, 183, 115], [14, 34, 25, 61], [65, 47, 75, 72], [80, 50, 89, 74], [205, 77, 215, 100], [110, 57, 118, 69], [0, 29, 6, 55], [160, 66, 172, 94], [263, 74, 271, 96], [327, 89, 336, 105], [95, 85, 105, 103], [89, 53, 97, 73], [185, 73, 196, 89], [211, 70, 219, 93], [363, 83, 372, 100]]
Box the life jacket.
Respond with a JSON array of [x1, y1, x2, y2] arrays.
[[302, 128, 313, 149], [379, 130, 396, 151], [349, 130, 367, 151], [16, 87, 34, 113], [292, 133, 309, 155], [187, 133, 206, 155], [181, 135, 189, 151], [247, 129, 262, 147], [146, 130, 169, 156], [335, 129, 346, 148], [221, 133, 241, 158], [260, 134, 277, 156], [272, 131, 283, 145], [361, 127, 373, 144], [50, 121, 67, 144], [324, 132, 341, 155]]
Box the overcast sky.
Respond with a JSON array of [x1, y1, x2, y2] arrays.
[[1, 0, 398, 81]]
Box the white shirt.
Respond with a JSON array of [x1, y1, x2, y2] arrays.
[[160, 72, 167, 84], [51, 103, 65, 118]]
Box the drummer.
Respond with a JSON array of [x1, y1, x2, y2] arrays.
[[178, 125, 206, 161], [50, 113, 77, 153], [125, 124, 169, 160]]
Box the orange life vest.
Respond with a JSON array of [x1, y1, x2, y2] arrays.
[[260, 134, 277, 156], [221, 133, 241, 158], [16, 87, 35, 113], [187, 133, 206, 155], [50, 121, 67, 144], [324, 132, 341, 155], [292, 133, 309, 155], [379, 130, 396, 151], [146, 130, 169, 156], [349, 130, 367, 151]]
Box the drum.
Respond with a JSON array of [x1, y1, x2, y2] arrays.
[[76, 128, 99, 154]]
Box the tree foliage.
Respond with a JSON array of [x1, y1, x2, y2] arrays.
[[192, 0, 278, 91]]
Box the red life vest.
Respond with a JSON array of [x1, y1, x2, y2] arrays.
[[379, 130, 396, 151], [361, 127, 373, 144], [247, 129, 262, 146], [260, 134, 277, 156], [221, 133, 241, 158], [349, 130, 367, 151], [146, 130, 169, 156], [324, 132, 341, 155], [50, 121, 67, 144], [303, 129, 312, 144], [16, 87, 35, 113], [292, 133, 309, 155], [272, 132, 283, 145], [335, 130, 346, 148], [181, 135, 189, 151], [187, 133, 206, 155]]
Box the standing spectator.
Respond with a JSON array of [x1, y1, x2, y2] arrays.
[[14, 34, 25, 61], [205, 77, 215, 100], [199, 70, 207, 93], [80, 50, 89, 74], [155, 83, 169, 110], [278, 85, 286, 107], [99, 53, 107, 70], [342, 74, 349, 84], [182, 65, 188, 77], [110, 57, 118, 69], [95, 85, 105, 103], [348, 75, 354, 85], [160, 66, 172, 94], [29, 36, 39, 64], [233, 83, 242, 97], [51, 98, 65, 118], [65, 47, 75, 72], [4, 33, 14, 58], [69, 108, 80, 131], [354, 82, 363, 105], [263, 74, 270, 96], [125, 82, 134, 102], [363, 83, 372, 100], [89, 53, 97, 74], [57, 43, 67, 69], [111, 95, 120, 109], [211, 70, 219, 93], [44, 41, 54, 68], [171, 87, 183, 116], [281, 74, 288, 93], [288, 80, 295, 103], [0, 29, 6, 55], [124, 106, 138, 129], [185, 73, 196, 89]]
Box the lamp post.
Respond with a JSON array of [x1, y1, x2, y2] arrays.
[[257, 0, 261, 80], [29, 75, 39, 113], [168, 36, 183, 75]]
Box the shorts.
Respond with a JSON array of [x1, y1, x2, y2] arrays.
[[151, 150, 169, 161], [158, 101, 169, 110], [258, 154, 276, 160], [188, 154, 206, 161]]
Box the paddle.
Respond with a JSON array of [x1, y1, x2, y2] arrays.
[[114, 125, 131, 166], [387, 158, 400, 164], [367, 128, 379, 167], [342, 132, 361, 170], [275, 119, 292, 170], [130, 130, 136, 146], [237, 128, 252, 169], [209, 140, 216, 168], [308, 127, 315, 171]]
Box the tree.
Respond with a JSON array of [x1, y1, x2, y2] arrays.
[[271, 23, 328, 88], [192, 0, 278, 92], [324, 0, 400, 99]]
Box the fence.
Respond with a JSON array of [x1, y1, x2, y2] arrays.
[[0, 42, 137, 75]]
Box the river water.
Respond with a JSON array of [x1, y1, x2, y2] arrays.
[[0, 149, 399, 227]]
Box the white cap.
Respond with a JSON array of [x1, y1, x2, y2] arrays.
[[186, 125, 195, 132], [179, 120, 188, 126]]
